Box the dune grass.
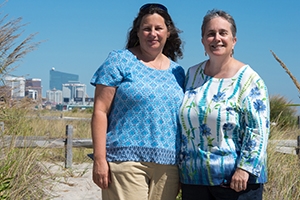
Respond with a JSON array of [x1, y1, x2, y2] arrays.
[[1, 105, 299, 199], [0, 106, 50, 199], [264, 126, 300, 199], [0, 106, 93, 199]]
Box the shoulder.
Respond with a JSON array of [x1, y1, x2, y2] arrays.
[[96, 49, 135, 74], [108, 49, 133, 58], [186, 60, 207, 78], [169, 60, 185, 80], [188, 61, 206, 73], [241, 65, 265, 83], [240, 65, 269, 99], [104, 49, 137, 70], [170, 60, 184, 70]]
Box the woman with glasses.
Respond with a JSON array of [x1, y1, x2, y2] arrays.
[[179, 9, 270, 200], [90, 3, 184, 200]]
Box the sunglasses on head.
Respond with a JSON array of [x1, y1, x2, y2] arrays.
[[139, 3, 168, 12]]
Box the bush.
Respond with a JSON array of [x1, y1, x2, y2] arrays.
[[270, 95, 298, 128]]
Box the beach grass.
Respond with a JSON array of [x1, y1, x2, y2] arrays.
[[1, 104, 299, 199], [264, 126, 300, 199]]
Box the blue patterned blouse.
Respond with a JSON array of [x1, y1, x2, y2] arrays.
[[179, 61, 270, 185], [90, 49, 185, 165]]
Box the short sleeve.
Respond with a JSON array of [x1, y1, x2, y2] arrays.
[[90, 50, 124, 87]]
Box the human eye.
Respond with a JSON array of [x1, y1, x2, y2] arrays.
[[219, 30, 228, 36], [155, 26, 164, 31], [142, 27, 151, 31], [207, 31, 215, 37]]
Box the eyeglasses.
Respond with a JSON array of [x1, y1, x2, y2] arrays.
[[139, 3, 168, 12]]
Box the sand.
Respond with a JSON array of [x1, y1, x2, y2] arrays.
[[42, 162, 102, 200]]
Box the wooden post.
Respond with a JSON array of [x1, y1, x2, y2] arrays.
[[296, 116, 300, 159], [0, 122, 4, 135], [65, 125, 73, 168]]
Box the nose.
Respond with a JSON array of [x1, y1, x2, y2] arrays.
[[150, 31, 156, 37], [214, 33, 221, 41], [149, 28, 157, 36]]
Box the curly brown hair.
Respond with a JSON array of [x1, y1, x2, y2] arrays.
[[126, 4, 183, 61]]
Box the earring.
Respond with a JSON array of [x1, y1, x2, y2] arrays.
[[205, 52, 207, 56], [231, 49, 234, 56]]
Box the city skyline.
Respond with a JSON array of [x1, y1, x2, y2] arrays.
[[3, 0, 300, 113], [8, 68, 85, 99], [4, 69, 88, 103], [49, 68, 79, 91]]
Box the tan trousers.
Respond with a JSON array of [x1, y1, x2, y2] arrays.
[[102, 161, 179, 200]]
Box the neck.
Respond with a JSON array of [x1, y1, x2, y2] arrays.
[[138, 46, 163, 62], [208, 57, 233, 70], [129, 46, 168, 70], [205, 57, 239, 78]]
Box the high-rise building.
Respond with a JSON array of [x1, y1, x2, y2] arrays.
[[25, 78, 42, 100], [62, 82, 86, 104], [49, 68, 79, 90], [4, 76, 25, 99], [46, 89, 63, 104]]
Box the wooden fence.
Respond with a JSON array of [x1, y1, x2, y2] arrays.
[[1, 118, 300, 168], [1, 124, 92, 168]]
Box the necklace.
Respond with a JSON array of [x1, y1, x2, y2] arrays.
[[136, 47, 163, 70], [147, 59, 163, 70]]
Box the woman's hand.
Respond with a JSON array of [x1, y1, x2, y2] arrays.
[[92, 159, 111, 189], [230, 168, 249, 192], [91, 84, 116, 189]]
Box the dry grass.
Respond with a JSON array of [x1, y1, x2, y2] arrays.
[[25, 110, 93, 164], [0, 107, 50, 199], [264, 126, 300, 199], [271, 50, 300, 93], [1, 105, 300, 199], [0, 107, 93, 199]]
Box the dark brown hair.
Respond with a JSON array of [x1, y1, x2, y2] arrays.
[[126, 4, 183, 61]]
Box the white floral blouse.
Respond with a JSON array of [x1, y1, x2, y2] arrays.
[[179, 61, 270, 185]]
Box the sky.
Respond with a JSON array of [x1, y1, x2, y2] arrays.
[[2, 0, 300, 113]]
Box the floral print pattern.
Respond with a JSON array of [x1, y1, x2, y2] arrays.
[[179, 61, 270, 185]]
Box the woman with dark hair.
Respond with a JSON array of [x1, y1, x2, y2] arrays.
[[90, 3, 184, 200], [126, 4, 183, 61]]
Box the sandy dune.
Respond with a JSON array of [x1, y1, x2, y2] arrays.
[[42, 162, 102, 200]]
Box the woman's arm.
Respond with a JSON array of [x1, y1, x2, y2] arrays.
[[91, 84, 116, 189], [232, 77, 270, 192]]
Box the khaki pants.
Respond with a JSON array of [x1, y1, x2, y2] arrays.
[[102, 161, 179, 200]]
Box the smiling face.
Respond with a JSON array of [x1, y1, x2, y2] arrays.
[[137, 13, 170, 54], [202, 17, 236, 57]]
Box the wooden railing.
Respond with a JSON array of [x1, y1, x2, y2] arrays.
[[1, 119, 300, 168], [1, 125, 92, 168]]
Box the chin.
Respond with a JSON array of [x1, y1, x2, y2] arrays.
[[210, 53, 224, 57]]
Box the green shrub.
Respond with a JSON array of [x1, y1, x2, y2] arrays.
[[0, 107, 50, 199], [270, 95, 298, 128], [0, 156, 13, 200]]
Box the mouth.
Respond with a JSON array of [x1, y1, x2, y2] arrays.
[[211, 44, 225, 49], [148, 40, 159, 45], [149, 39, 159, 42]]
